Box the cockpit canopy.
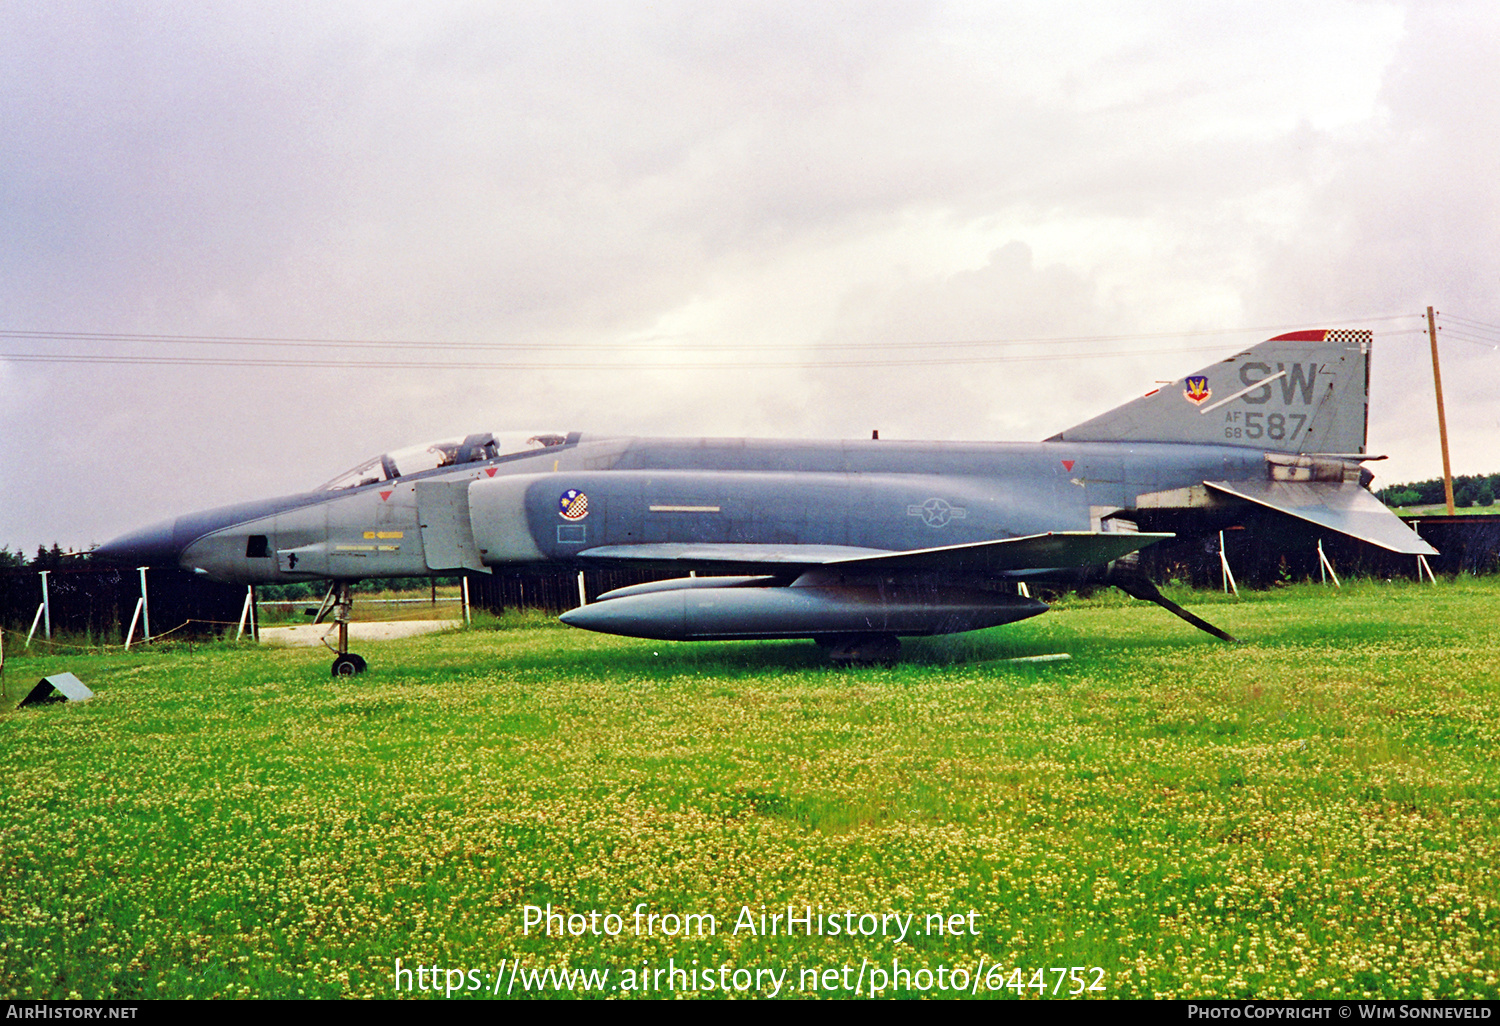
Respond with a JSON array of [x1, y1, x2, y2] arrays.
[[318, 432, 568, 491]]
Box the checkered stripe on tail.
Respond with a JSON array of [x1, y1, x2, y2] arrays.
[[1323, 329, 1372, 347]]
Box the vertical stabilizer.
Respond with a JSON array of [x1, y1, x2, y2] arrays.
[[1049, 330, 1372, 453]]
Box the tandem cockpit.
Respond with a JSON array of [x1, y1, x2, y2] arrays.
[[317, 431, 571, 491]]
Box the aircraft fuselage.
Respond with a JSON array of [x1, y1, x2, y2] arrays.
[[92, 330, 1438, 668], [110, 435, 1266, 586]]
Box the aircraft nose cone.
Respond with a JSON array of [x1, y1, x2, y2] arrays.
[[92, 518, 183, 567]]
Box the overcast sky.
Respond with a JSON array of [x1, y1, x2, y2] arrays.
[[3, 0, 1497, 555]]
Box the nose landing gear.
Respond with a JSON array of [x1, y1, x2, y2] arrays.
[[318, 582, 368, 677]]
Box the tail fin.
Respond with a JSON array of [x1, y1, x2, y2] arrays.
[[1048, 329, 1371, 454]]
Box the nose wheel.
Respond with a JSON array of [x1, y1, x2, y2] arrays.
[[322, 582, 369, 676], [331, 653, 368, 677]]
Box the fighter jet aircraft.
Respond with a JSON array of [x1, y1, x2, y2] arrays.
[[94, 329, 1436, 672]]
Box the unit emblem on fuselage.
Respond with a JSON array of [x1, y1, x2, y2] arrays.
[[1182, 376, 1212, 405], [908, 497, 967, 528], [558, 489, 590, 520]]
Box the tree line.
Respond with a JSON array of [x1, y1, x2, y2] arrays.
[[1378, 472, 1498, 509], [0, 543, 89, 570]]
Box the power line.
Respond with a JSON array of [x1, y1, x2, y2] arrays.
[[0, 314, 1418, 355], [1439, 312, 1500, 334], [0, 317, 1425, 370], [0, 344, 1257, 371], [1435, 330, 1500, 350], [1, 333, 1428, 372]]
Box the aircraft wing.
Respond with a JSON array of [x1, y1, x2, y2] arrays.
[[577, 531, 1171, 577], [823, 531, 1172, 575], [1204, 480, 1437, 555], [574, 543, 890, 572]]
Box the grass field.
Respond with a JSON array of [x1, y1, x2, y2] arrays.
[[1393, 504, 1497, 517], [1, 579, 1497, 1000]]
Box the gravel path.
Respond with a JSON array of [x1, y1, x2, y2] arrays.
[[257, 620, 461, 647]]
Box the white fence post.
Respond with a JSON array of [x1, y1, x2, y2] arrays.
[[40, 570, 52, 639], [1317, 540, 1342, 588], [137, 567, 152, 641], [125, 597, 145, 650], [1219, 531, 1239, 597]]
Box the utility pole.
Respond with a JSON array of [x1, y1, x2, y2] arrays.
[[1427, 306, 1456, 515]]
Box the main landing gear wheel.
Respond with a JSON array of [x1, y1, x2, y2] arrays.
[[331, 653, 367, 677], [820, 633, 901, 667]]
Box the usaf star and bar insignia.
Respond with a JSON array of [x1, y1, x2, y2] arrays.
[[908, 497, 967, 528]]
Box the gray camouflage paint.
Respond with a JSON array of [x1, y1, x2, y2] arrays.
[[93, 331, 1433, 644]]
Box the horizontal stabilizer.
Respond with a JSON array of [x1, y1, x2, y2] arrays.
[[580, 532, 1171, 577], [1205, 480, 1437, 555]]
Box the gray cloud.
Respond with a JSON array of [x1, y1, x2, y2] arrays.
[[2, 0, 1494, 555]]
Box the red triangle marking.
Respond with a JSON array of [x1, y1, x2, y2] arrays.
[[1062, 460, 1075, 472], [486, 467, 498, 477], [379, 490, 393, 502]]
